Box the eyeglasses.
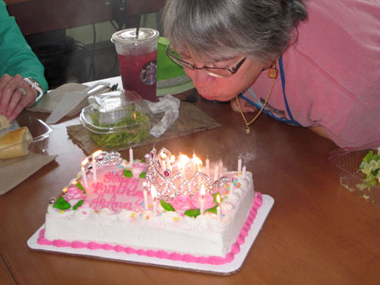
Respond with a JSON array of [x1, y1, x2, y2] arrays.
[[166, 45, 246, 78]]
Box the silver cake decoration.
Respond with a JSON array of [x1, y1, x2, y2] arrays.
[[144, 147, 229, 202]]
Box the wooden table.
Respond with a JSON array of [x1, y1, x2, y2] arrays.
[[1, 91, 380, 284]]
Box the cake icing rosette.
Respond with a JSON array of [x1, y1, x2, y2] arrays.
[[220, 201, 234, 214], [93, 208, 118, 222], [118, 209, 139, 222], [160, 211, 187, 227], [223, 192, 240, 203], [204, 212, 231, 232], [74, 207, 95, 220], [47, 205, 74, 218]]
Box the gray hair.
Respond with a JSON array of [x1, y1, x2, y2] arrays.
[[163, 0, 308, 63]]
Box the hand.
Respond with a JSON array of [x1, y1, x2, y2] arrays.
[[230, 97, 258, 113], [0, 74, 38, 122]]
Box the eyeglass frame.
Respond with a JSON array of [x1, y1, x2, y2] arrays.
[[166, 44, 247, 78]]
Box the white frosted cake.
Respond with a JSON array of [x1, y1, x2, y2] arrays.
[[39, 148, 262, 265]]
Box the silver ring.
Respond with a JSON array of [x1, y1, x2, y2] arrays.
[[17, 88, 27, 97]]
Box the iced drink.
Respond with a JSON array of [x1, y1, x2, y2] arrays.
[[112, 28, 159, 102]]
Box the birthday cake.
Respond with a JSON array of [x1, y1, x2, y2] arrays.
[[39, 148, 262, 265]]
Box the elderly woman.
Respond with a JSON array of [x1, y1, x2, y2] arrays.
[[163, 0, 380, 148], [0, 0, 48, 122]]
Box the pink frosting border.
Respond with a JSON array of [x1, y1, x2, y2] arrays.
[[37, 192, 263, 265]]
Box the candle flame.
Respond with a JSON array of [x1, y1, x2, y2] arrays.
[[193, 156, 203, 167], [217, 194, 221, 204], [161, 152, 167, 160], [133, 112, 136, 120], [81, 157, 89, 166], [170, 155, 175, 163], [92, 150, 102, 158], [178, 154, 189, 164]]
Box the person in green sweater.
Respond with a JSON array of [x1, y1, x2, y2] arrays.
[[0, 0, 48, 122]]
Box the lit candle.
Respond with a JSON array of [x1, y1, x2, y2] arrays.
[[169, 155, 175, 172], [178, 154, 189, 178], [214, 165, 219, 182], [161, 152, 167, 171], [216, 194, 221, 221], [193, 156, 202, 172], [242, 165, 246, 178], [206, 158, 210, 177], [230, 180, 234, 193], [81, 158, 89, 188], [129, 147, 134, 166], [151, 184, 157, 216], [200, 185, 205, 215], [92, 150, 102, 183], [192, 156, 202, 184], [238, 158, 242, 172]]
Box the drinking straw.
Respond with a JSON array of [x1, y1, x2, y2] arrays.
[[136, 26, 139, 39], [135, 4, 142, 39]]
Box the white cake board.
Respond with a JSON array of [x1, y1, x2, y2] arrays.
[[28, 194, 274, 275]]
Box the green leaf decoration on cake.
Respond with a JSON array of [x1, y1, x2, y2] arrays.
[[73, 200, 84, 210], [160, 200, 175, 211], [53, 197, 71, 210], [184, 209, 200, 218], [139, 172, 146, 178], [205, 205, 217, 214], [123, 169, 133, 177], [76, 182, 86, 194]]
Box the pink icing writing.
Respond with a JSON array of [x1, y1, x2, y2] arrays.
[[103, 170, 136, 184], [86, 169, 144, 212], [90, 193, 143, 211], [92, 180, 139, 196], [37, 193, 264, 265]]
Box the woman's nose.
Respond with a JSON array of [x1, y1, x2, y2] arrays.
[[191, 69, 213, 86]]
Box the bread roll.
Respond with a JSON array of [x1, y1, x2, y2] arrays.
[[0, 115, 10, 131], [0, 127, 32, 159]]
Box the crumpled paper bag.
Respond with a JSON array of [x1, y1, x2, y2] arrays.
[[147, 95, 180, 138]]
